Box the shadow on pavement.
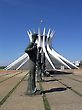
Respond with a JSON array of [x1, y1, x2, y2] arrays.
[[42, 87, 67, 94], [42, 79, 59, 82], [46, 69, 72, 75]]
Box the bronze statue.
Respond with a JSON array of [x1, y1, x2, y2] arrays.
[[41, 52, 46, 76], [25, 34, 38, 95], [36, 47, 42, 81]]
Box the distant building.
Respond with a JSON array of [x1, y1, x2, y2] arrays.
[[74, 61, 80, 67], [79, 61, 82, 67]]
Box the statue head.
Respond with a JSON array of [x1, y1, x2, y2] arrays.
[[32, 34, 38, 43]]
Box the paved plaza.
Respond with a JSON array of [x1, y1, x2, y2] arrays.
[[0, 69, 82, 110]]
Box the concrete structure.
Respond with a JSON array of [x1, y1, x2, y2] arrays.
[[5, 28, 79, 70], [79, 61, 82, 67]]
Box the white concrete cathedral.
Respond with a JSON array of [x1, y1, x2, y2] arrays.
[[5, 28, 79, 70]]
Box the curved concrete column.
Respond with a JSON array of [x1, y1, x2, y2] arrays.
[[42, 28, 56, 69], [5, 53, 28, 70], [46, 30, 71, 69]]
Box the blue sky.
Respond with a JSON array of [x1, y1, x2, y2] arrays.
[[0, 0, 82, 66]]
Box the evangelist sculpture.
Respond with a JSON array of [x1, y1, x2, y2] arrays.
[[36, 47, 42, 81], [25, 34, 38, 95]]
